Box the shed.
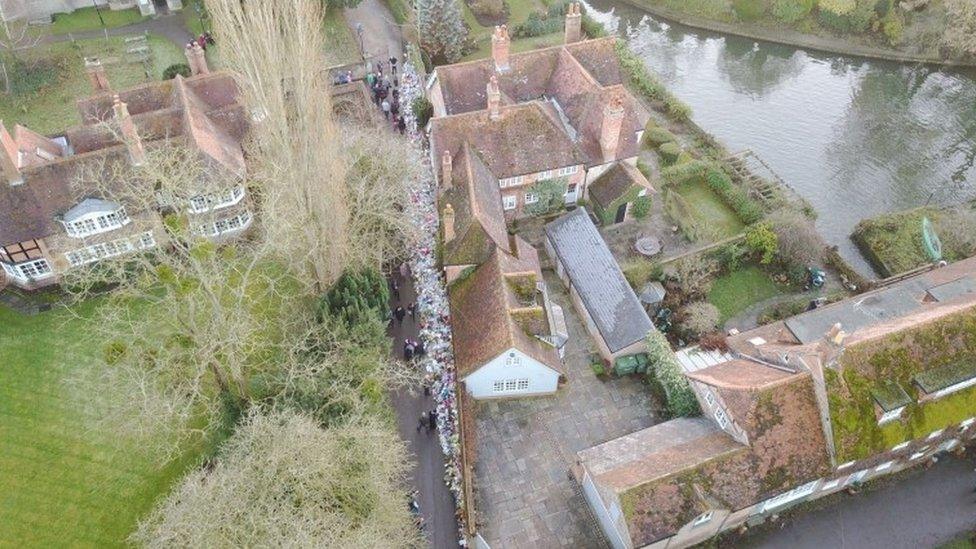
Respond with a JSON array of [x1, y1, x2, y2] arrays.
[[587, 162, 654, 225]]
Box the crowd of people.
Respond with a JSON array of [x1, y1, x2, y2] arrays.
[[366, 57, 408, 135]]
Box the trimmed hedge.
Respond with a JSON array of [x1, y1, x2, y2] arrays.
[[661, 159, 710, 186], [658, 142, 682, 166], [646, 330, 700, 417], [704, 168, 763, 225], [644, 127, 676, 147]]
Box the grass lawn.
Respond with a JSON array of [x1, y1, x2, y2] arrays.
[[708, 265, 784, 323], [675, 180, 745, 240], [323, 7, 361, 67], [50, 6, 147, 35], [849, 207, 970, 278], [459, 0, 556, 61], [0, 301, 212, 547], [0, 35, 184, 135]]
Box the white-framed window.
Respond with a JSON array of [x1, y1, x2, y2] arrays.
[[875, 461, 894, 472], [503, 195, 517, 210], [194, 211, 253, 237], [492, 378, 530, 392], [517, 379, 529, 391], [65, 232, 156, 267], [137, 231, 156, 249], [704, 389, 715, 407], [927, 429, 945, 440], [837, 461, 855, 471], [504, 353, 520, 367], [760, 480, 818, 513], [714, 408, 728, 429], [538, 169, 553, 180], [63, 207, 130, 237], [2, 258, 53, 282], [878, 406, 904, 425], [555, 165, 578, 177], [692, 512, 713, 527], [961, 417, 975, 429], [891, 441, 910, 452], [188, 185, 246, 213], [499, 175, 524, 188], [524, 192, 539, 205], [820, 479, 841, 492]]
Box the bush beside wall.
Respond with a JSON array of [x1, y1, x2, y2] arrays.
[[646, 330, 700, 417]]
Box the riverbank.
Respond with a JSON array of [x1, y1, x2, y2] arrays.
[[609, 0, 976, 68]]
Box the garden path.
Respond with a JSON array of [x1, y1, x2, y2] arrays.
[[343, 0, 403, 65]]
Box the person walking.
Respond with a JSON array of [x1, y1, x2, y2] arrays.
[[416, 413, 426, 433], [407, 302, 416, 320], [415, 339, 426, 357], [427, 409, 436, 432], [394, 305, 405, 325], [390, 56, 398, 77], [403, 339, 414, 361], [391, 278, 400, 300], [381, 99, 391, 120], [366, 71, 376, 87], [399, 261, 410, 279], [397, 115, 407, 135]]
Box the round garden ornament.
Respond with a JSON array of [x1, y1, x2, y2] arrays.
[[634, 236, 662, 257]]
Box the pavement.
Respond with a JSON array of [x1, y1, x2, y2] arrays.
[[343, 0, 403, 64], [388, 271, 460, 549], [747, 454, 976, 549], [470, 271, 662, 548]]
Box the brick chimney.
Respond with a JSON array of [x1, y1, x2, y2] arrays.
[[443, 203, 456, 243], [0, 123, 23, 186], [113, 95, 145, 167], [487, 75, 501, 120], [491, 25, 510, 72], [185, 42, 210, 76], [85, 57, 111, 93], [565, 2, 582, 44], [599, 94, 625, 160], [441, 150, 453, 190]]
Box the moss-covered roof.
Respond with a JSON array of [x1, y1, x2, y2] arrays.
[[914, 361, 976, 394], [827, 304, 976, 461], [870, 380, 912, 412]]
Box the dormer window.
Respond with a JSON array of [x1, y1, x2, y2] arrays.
[[188, 185, 245, 213], [61, 199, 130, 238]]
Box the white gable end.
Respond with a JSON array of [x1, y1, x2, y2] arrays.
[[463, 347, 560, 399]]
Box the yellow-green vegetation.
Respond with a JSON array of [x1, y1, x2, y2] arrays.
[[674, 179, 745, 240], [323, 7, 362, 66], [825, 306, 976, 462], [707, 265, 784, 322], [0, 302, 215, 547], [50, 6, 147, 34], [852, 207, 975, 278], [0, 36, 184, 135]]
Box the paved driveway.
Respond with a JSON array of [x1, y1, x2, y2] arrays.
[[747, 454, 976, 549], [471, 272, 663, 548]]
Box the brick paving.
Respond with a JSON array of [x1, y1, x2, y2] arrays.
[[471, 271, 663, 548]]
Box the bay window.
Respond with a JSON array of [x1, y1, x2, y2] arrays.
[[2, 258, 53, 282]]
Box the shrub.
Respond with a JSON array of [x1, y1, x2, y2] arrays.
[[680, 301, 721, 338], [882, 11, 904, 45], [665, 97, 692, 120], [772, 0, 814, 22], [581, 13, 608, 38], [163, 63, 192, 80], [646, 330, 700, 417], [5, 57, 60, 96], [733, 0, 766, 21], [661, 159, 710, 187], [319, 268, 390, 327], [470, 0, 505, 17], [745, 222, 778, 264], [818, 0, 855, 16], [524, 178, 568, 216], [665, 254, 718, 300], [664, 190, 703, 242], [768, 210, 823, 270], [591, 362, 606, 376], [676, 151, 695, 165], [658, 142, 682, 166], [622, 258, 658, 289], [411, 96, 433, 129], [513, 10, 562, 38], [637, 160, 654, 180], [632, 195, 652, 219], [645, 127, 677, 147], [714, 242, 748, 271], [704, 168, 764, 224]]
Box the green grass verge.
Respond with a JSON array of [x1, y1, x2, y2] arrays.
[[674, 179, 745, 240], [851, 207, 960, 278], [707, 265, 784, 323], [50, 6, 147, 34], [0, 302, 215, 547], [323, 7, 361, 67], [0, 35, 184, 135]]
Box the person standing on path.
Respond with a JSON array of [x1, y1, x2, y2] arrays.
[[427, 409, 436, 432], [390, 56, 398, 77], [394, 305, 405, 325], [381, 99, 391, 120], [390, 278, 400, 300], [407, 302, 416, 321]]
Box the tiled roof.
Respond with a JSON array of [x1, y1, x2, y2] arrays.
[[441, 144, 511, 266], [449, 246, 561, 378], [686, 359, 795, 392], [430, 102, 585, 179], [588, 161, 651, 210], [544, 207, 652, 352]]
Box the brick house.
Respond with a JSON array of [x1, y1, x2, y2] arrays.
[[0, 49, 250, 289], [428, 10, 649, 222], [575, 257, 976, 548]]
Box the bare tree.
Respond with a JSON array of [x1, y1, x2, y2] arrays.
[[132, 409, 423, 548], [943, 0, 976, 60], [0, 18, 45, 93]]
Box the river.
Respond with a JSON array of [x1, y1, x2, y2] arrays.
[[586, 0, 976, 276]]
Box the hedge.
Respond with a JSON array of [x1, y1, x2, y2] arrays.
[[614, 40, 692, 122], [646, 330, 700, 417], [704, 167, 763, 225], [664, 189, 703, 241], [658, 142, 682, 166], [661, 159, 710, 187], [644, 127, 676, 147]]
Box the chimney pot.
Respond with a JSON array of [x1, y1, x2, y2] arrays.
[[487, 75, 501, 120], [565, 2, 582, 44], [491, 25, 510, 72], [599, 94, 625, 160], [441, 150, 453, 190], [443, 203, 456, 243], [113, 95, 146, 167], [84, 57, 111, 92]]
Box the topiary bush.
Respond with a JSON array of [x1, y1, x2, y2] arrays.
[[163, 63, 192, 80], [745, 222, 779, 264], [632, 195, 652, 219], [645, 127, 677, 147], [412, 96, 434, 129], [646, 330, 700, 417], [658, 142, 682, 166], [704, 168, 764, 224], [319, 268, 390, 327]]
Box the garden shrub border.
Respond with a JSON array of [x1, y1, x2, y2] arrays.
[[646, 330, 700, 417]]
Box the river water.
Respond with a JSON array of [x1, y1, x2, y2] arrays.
[[586, 0, 976, 276]]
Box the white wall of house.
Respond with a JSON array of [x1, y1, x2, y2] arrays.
[[581, 471, 631, 549], [462, 347, 559, 399]]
